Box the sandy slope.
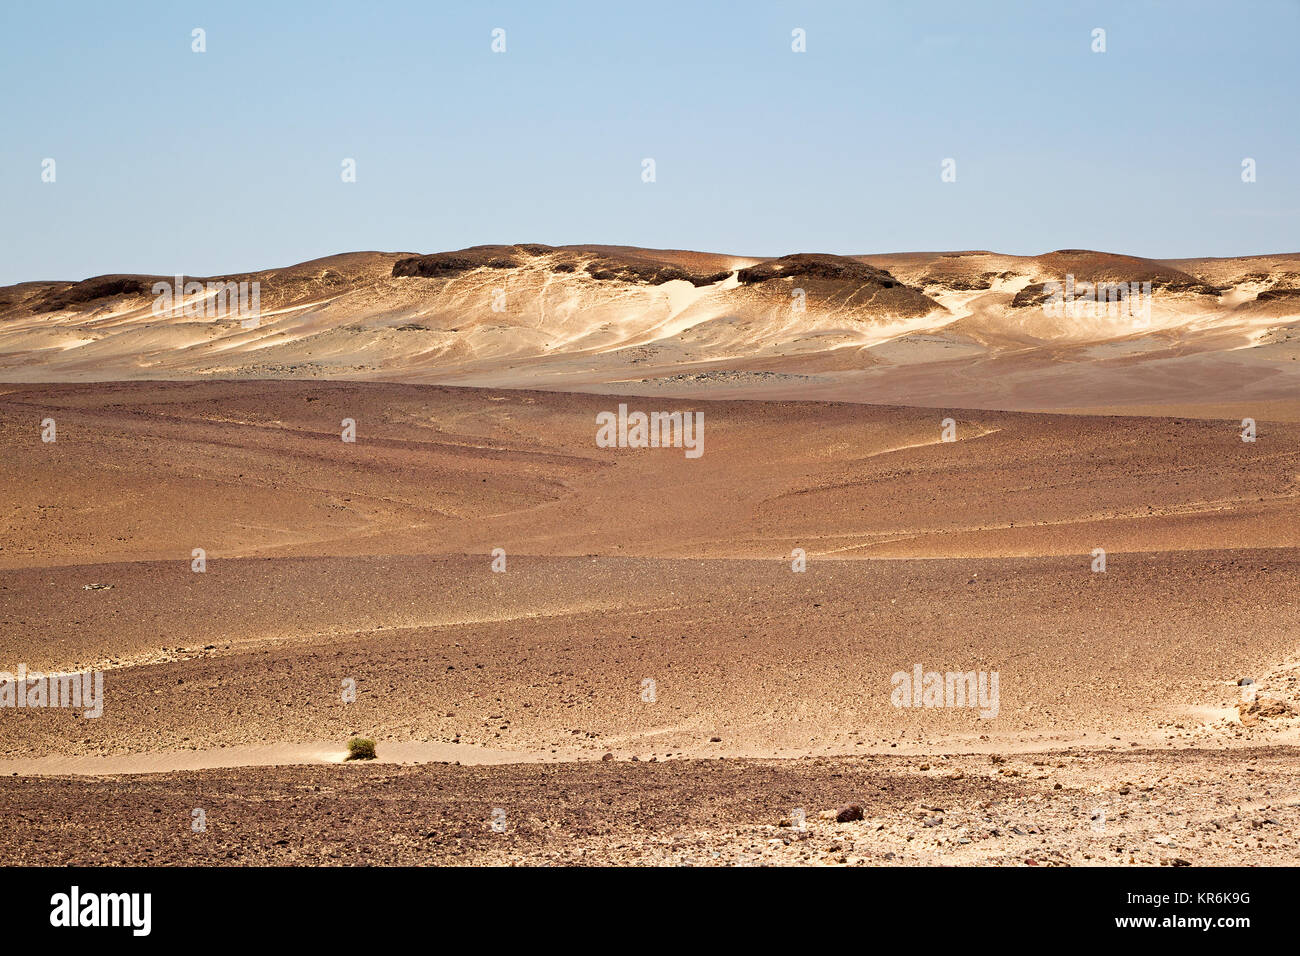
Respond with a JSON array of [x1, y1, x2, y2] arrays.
[[1, 340, 1298, 863], [2, 383, 1298, 779], [4, 381, 1298, 570]]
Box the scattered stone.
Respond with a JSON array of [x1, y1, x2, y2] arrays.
[[835, 804, 865, 823], [1238, 696, 1295, 726]]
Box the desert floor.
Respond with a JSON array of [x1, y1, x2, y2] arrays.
[[1, 381, 1298, 865]]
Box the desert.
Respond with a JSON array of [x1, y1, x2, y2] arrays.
[[4, 9, 1297, 947], [0, 242, 1298, 865]]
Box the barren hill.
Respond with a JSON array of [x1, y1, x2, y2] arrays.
[[3, 245, 1298, 414]]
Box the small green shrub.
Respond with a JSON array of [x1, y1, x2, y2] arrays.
[[346, 737, 377, 761]]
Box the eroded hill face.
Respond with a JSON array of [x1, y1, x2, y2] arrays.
[[2, 245, 1298, 413]]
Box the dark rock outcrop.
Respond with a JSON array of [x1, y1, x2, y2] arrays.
[[582, 258, 729, 287], [737, 254, 938, 316], [1011, 284, 1056, 309], [1256, 287, 1300, 302], [31, 275, 153, 313], [392, 245, 554, 279], [392, 244, 730, 287], [737, 253, 904, 287]]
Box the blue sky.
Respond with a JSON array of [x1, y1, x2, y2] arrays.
[[1, 0, 1296, 284]]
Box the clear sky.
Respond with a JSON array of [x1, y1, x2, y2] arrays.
[[1, 0, 1296, 285]]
